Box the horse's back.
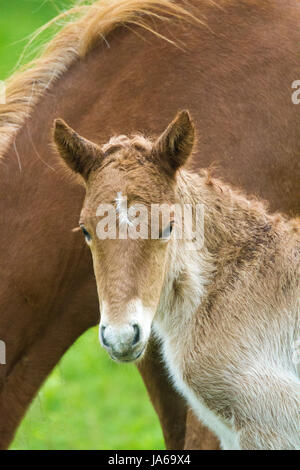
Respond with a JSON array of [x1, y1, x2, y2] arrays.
[[73, 0, 300, 216]]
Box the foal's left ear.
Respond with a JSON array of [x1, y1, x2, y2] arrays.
[[53, 119, 102, 180], [154, 110, 195, 174]]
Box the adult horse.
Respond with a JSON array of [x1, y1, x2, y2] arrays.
[[0, 0, 299, 450]]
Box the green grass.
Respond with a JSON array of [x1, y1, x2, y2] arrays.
[[0, 0, 62, 79], [0, 0, 164, 450]]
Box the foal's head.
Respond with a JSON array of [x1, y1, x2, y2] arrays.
[[54, 111, 195, 362]]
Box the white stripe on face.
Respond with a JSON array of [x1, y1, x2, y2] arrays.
[[115, 192, 133, 227]]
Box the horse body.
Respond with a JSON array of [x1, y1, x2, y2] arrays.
[[1, 0, 300, 449]]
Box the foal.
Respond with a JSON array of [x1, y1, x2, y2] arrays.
[[54, 111, 300, 450]]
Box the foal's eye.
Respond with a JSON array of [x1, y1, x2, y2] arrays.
[[159, 221, 174, 240], [80, 225, 92, 243]]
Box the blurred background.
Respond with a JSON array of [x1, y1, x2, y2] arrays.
[[0, 0, 164, 450]]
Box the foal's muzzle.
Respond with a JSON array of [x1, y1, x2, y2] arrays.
[[99, 322, 145, 362]]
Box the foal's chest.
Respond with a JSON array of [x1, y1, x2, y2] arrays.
[[154, 327, 239, 450]]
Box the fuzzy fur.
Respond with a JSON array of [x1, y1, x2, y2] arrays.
[[55, 111, 300, 450]]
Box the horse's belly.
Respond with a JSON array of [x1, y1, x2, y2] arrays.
[[159, 338, 239, 450]]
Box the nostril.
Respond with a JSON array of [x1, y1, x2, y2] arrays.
[[132, 324, 140, 346], [100, 325, 110, 348]]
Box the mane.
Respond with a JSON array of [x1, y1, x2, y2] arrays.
[[180, 167, 299, 236], [0, 0, 202, 160]]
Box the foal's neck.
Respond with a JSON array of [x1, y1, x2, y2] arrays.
[[177, 169, 274, 255], [156, 169, 279, 329]]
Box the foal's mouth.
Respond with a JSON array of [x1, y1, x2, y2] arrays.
[[110, 345, 146, 363]]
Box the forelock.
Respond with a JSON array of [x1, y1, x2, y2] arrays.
[[101, 134, 152, 155]]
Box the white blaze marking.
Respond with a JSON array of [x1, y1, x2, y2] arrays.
[[115, 192, 134, 227]]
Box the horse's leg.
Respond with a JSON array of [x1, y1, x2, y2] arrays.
[[0, 301, 98, 449], [184, 409, 220, 450], [137, 337, 188, 449]]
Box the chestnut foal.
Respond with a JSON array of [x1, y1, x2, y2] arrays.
[[54, 111, 300, 450]]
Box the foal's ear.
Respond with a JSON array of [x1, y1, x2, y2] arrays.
[[53, 119, 102, 180], [155, 110, 195, 174]]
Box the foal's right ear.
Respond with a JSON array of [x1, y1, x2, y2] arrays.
[[154, 110, 195, 175], [53, 119, 102, 180]]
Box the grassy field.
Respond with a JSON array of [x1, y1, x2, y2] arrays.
[[0, 0, 164, 450]]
